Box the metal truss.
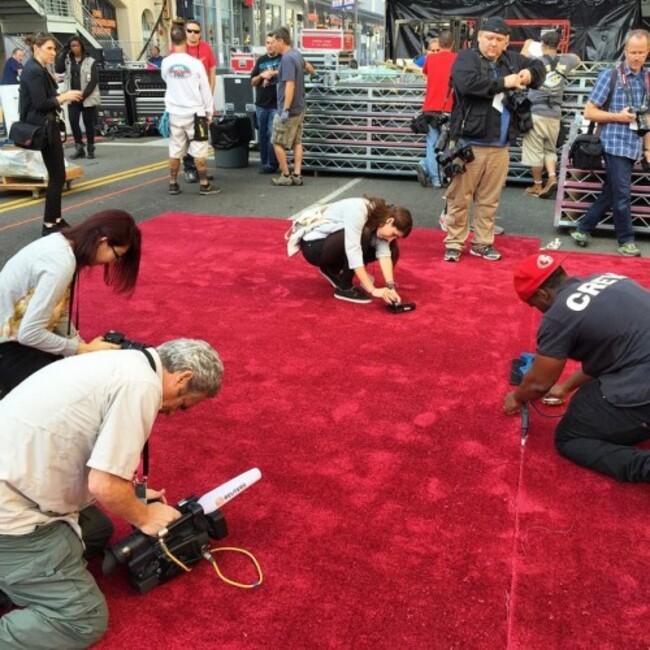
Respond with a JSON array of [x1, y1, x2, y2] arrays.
[[554, 144, 650, 234]]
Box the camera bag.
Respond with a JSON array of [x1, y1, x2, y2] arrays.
[[9, 121, 47, 150], [569, 67, 618, 170], [409, 111, 429, 134]]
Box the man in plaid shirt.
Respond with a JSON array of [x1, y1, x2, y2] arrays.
[[571, 29, 650, 257]]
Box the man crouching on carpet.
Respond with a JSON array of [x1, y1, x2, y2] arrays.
[[0, 338, 223, 649], [161, 24, 218, 196], [503, 253, 650, 482]]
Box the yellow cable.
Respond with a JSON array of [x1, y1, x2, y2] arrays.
[[159, 539, 192, 573], [208, 546, 264, 589]]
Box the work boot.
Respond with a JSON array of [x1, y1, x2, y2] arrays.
[[69, 143, 85, 160], [87, 146, 96, 159]]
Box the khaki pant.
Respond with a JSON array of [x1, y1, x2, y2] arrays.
[[0, 521, 108, 649], [444, 145, 510, 250]]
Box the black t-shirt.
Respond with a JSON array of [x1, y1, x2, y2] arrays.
[[537, 273, 650, 406], [250, 54, 281, 108]]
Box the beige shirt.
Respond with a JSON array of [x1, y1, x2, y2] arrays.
[[0, 348, 162, 537]]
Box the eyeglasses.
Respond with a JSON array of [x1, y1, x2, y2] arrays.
[[110, 245, 123, 262], [186, 29, 201, 34]]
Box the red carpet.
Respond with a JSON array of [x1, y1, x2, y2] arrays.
[[74, 214, 650, 649]]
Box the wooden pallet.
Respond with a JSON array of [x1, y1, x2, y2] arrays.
[[0, 165, 84, 198]]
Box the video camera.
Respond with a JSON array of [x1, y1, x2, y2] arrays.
[[503, 90, 533, 133], [435, 129, 475, 184], [103, 330, 148, 352], [103, 468, 261, 594]]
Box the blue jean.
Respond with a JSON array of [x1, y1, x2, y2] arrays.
[[420, 124, 441, 186], [256, 105, 278, 170], [577, 152, 636, 244]]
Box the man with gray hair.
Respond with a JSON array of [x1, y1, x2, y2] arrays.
[[0, 338, 223, 648]]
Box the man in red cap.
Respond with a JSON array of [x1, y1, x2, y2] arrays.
[[504, 253, 650, 482]]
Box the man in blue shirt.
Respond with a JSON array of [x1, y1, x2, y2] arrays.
[[250, 33, 281, 174], [571, 29, 650, 257], [1, 49, 24, 85]]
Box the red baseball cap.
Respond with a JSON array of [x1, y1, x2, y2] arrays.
[[514, 253, 566, 301]]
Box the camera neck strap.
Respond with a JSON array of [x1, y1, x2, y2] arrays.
[[617, 62, 650, 112], [135, 348, 157, 500]]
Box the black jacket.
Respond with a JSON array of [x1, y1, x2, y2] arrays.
[[19, 58, 60, 126], [450, 48, 545, 142]]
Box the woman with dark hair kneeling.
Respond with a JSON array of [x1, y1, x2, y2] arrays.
[[300, 196, 412, 304], [0, 209, 142, 397]]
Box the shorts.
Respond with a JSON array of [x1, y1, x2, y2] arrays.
[[168, 114, 210, 160], [271, 112, 304, 149], [521, 114, 561, 167]]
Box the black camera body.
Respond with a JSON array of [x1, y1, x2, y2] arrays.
[[102, 496, 228, 594], [504, 90, 533, 133], [103, 330, 148, 352], [634, 105, 650, 136], [436, 138, 475, 183], [386, 301, 416, 314]]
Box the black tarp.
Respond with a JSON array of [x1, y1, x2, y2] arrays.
[[385, 0, 641, 62]]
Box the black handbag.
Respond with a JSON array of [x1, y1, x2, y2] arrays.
[[9, 121, 47, 150], [569, 134, 604, 170], [409, 112, 429, 135], [193, 114, 209, 142]]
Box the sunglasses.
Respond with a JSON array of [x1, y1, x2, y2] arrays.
[[186, 29, 201, 34], [110, 245, 123, 261]]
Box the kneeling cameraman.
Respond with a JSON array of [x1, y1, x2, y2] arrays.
[[0, 338, 224, 649]]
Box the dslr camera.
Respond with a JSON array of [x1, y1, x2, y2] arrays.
[[102, 495, 228, 594], [503, 90, 533, 133], [103, 330, 148, 352], [632, 105, 650, 136], [435, 133, 475, 184]]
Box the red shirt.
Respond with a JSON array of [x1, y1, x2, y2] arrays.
[[186, 41, 216, 77], [422, 50, 456, 112]]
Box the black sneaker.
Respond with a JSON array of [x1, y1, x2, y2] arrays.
[[334, 287, 372, 304], [169, 182, 181, 195], [42, 218, 70, 237], [470, 244, 502, 261], [416, 165, 430, 188], [185, 171, 198, 184], [199, 183, 221, 196], [443, 247, 461, 262]]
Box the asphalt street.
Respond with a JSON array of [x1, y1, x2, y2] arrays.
[[1, 137, 649, 266]]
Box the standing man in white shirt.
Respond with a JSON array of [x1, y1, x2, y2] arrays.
[[161, 24, 218, 196]]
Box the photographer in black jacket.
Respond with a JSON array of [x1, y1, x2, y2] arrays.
[[443, 17, 545, 263]]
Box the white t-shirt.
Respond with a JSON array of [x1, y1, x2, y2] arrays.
[[0, 348, 162, 536], [302, 198, 392, 269], [161, 52, 213, 118]]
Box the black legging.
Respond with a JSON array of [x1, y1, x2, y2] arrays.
[[68, 102, 97, 148], [301, 230, 400, 279], [0, 342, 62, 399], [41, 119, 66, 225]]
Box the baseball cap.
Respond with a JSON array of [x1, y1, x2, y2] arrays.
[[513, 253, 566, 301], [541, 31, 561, 48], [480, 17, 511, 36]]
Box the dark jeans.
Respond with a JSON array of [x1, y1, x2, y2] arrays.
[[555, 380, 650, 482], [41, 119, 66, 224], [68, 102, 97, 148], [577, 152, 635, 244], [256, 105, 278, 170], [0, 341, 62, 399], [183, 153, 196, 173], [300, 230, 399, 288]]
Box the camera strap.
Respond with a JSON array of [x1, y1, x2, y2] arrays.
[[135, 348, 157, 501], [618, 62, 650, 112]]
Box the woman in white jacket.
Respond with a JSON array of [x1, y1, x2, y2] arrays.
[[300, 196, 412, 305]]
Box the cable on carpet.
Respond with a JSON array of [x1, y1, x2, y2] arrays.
[[158, 538, 263, 589]]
